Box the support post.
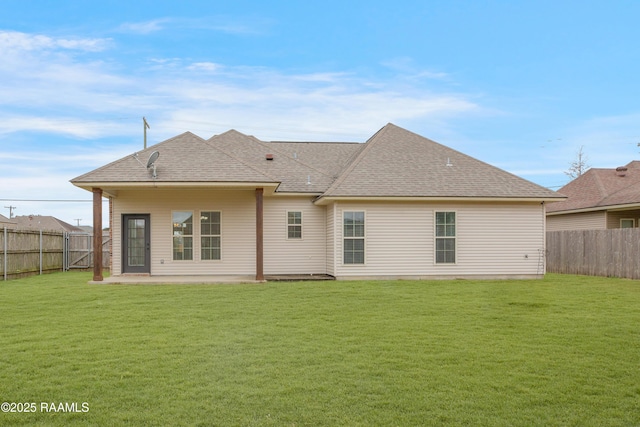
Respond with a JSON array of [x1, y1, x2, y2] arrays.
[[255, 188, 264, 281], [92, 188, 103, 281], [109, 197, 113, 271]]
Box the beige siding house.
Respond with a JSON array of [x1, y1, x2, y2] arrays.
[[71, 124, 563, 282], [547, 161, 640, 231]]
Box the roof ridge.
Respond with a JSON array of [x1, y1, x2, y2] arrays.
[[204, 132, 280, 183], [260, 141, 336, 179], [52, 217, 82, 232], [321, 123, 391, 196]]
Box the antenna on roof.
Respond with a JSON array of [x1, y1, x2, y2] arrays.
[[143, 117, 150, 149], [147, 151, 160, 178]]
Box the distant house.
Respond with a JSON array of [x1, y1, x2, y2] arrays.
[[546, 161, 640, 231], [13, 215, 84, 233], [71, 123, 564, 282], [0, 214, 16, 229]]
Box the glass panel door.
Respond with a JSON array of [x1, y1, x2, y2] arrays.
[[122, 214, 150, 273]]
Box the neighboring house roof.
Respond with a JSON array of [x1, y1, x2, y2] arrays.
[[0, 214, 16, 227], [13, 215, 84, 232], [72, 123, 562, 201], [546, 161, 640, 214]]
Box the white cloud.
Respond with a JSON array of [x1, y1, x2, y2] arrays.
[[381, 57, 451, 81], [0, 30, 110, 52], [117, 19, 170, 34], [0, 115, 136, 139], [187, 62, 222, 72], [0, 30, 483, 140], [116, 17, 269, 36]]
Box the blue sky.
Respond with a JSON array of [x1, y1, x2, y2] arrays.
[[1, 0, 640, 226]]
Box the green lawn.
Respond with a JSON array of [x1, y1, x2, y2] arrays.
[[0, 273, 639, 426]]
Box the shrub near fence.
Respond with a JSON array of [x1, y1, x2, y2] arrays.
[[546, 228, 640, 279], [0, 228, 110, 280]]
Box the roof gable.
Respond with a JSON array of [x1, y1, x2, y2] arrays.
[[72, 131, 276, 185], [322, 124, 561, 199]]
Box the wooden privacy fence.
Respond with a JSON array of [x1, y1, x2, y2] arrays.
[[0, 228, 110, 280], [546, 229, 640, 279]]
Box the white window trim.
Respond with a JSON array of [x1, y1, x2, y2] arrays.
[[434, 210, 457, 265], [200, 210, 222, 261], [342, 210, 366, 265], [286, 211, 303, 240], [620, 218, 635, 228]]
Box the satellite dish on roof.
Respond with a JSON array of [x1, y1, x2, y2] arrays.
[[146, 151, 160, 178], [146, 151, 160, 168]]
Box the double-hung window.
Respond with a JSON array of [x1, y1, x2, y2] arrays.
[[435, 211, 456, 264], [287, 211, 302, 239], [172, 211, 193, 260], [343, 211, 365, 264], [201, 211, 221, 260]]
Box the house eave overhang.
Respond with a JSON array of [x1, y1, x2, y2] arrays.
[[547, 202, 640, 216], [272, 191, 324, 197], [314, 195, 565, 206], [71, 181, 281, 197]]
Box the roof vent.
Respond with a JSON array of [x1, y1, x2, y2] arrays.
[[616, 166, 628, 177], [265, 154, 274, 161]]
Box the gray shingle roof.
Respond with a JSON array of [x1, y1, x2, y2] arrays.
[[72, 131, 275, 184], [321, 124, 562, 199], [71, 123, 563, 200]]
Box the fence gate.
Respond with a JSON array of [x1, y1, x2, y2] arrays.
[[67, 232, 92, 269]]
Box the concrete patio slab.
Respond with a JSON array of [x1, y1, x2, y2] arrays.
[[90, 275, 259, 285]]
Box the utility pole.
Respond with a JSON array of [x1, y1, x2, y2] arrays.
[[4, 205, 16, 218], [75, 219, 82, 226], [143, 117, 150, 149]]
